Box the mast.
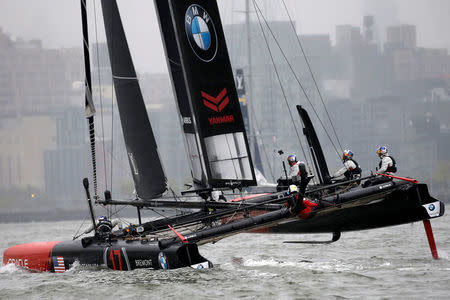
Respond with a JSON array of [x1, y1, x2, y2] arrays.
[[101, 0, 167, 199], [80, 0, 98, 200]]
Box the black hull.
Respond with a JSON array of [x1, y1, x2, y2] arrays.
[[3, 238, 211, 272], [268, 182, 444, 233]]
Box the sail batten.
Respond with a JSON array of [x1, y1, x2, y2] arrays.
[[101, 0, 166, 199]]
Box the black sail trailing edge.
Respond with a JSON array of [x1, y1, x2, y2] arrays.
[[155, 0, 256, 188], [101, 0, 166, 199], [154, 0, 206, 186]]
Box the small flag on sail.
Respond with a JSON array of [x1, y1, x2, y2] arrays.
[[52, 256, 66, 273]]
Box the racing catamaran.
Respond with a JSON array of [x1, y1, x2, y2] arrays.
[[3, 0, 444, 272]]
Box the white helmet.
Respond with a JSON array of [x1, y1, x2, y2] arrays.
[[342, 149, 353, 161], [377, 146, 387, 158], [287, 154, 297, 165]]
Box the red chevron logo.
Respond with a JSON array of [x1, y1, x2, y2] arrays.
[[201, 88, 229, 112]]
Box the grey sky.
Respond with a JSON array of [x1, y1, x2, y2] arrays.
[[0, 0, 449, 74]]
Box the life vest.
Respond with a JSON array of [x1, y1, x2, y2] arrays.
[[344, 158, 362, 179], [379, 156, 397, 173]]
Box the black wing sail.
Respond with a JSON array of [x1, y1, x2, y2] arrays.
[[101, 0, 166, 199], [154, 0, 207, 186], [155, 0, 256, 188], [297, 105, 331, 184]]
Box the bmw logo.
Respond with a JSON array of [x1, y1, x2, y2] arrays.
[[428, 204, 435, 211], [158, 252, 168, 270], [185, 4, 218, 62]]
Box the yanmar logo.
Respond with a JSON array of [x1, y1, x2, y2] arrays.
[[202, 88, 235, 125], [208, 115, 234, 125], [202, 88, 229, 112]]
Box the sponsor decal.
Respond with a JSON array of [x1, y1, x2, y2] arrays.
[[423, 201, 440, 218], [52, 256, 66, 273], [225, 180, 241, 186], [7, 258, 28, 268], [135, 259, 152, 267], [378, 183, 392, 189], [202, 88, 235, 125], [202, 88, 229, 112], [208, 115, 234, 125], [235, 73, 244, 91], [158, 252, 168, 270], [185, 4, 218, 62]]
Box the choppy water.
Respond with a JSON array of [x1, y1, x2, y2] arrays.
[[1, 214, 449, 299]]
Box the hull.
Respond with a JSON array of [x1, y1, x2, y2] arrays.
[[267, 181, 444, 233], [3, 238, 211, 272]]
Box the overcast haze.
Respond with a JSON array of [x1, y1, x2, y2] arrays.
[[0, 0, 449, 74]]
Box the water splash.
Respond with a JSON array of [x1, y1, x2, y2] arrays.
[[0, 263, 20, 274]]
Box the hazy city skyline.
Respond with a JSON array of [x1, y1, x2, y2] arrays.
[[0, 0, 449, 75], [0, 0, 449, 214]]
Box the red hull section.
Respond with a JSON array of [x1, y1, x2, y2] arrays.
[[3, 241, 61, 272]]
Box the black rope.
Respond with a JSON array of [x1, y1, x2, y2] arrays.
[[281, 0, 343, 154], [251, 0, 309, 167], [252, 0, 341, 159]]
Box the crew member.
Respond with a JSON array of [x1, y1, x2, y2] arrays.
[[377, 146, 397, 174], [287, 154, 308, 194], [332, 149, 362, 180], [362, 146, 397, 187], [96, 215, 113, 238], [211, 190, 226, 202]]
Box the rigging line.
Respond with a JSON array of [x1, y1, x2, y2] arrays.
[[93, 0, 109, 192], [93, 130, 129, 174], [108, 0, 115, 201], [224, 134, 240, 182], [247, 95, 275, 181], [110, 74, 114, 197], [169, 187, 191, 221], [72, 214, 88, 240], [281, 0, 343, 154], [252, 0, 341, 159], [224, 187, 247, 225], [251, 0, 309, 166], [169, 187, 181, 217]]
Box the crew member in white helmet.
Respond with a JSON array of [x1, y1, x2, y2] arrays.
[[362, 146, 397, 187], [332, 149, 362, 180], [287, 154, 308, 194], [377, 146, 397, 174]]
